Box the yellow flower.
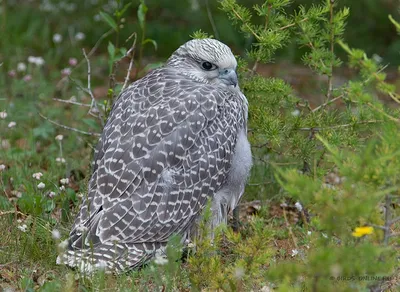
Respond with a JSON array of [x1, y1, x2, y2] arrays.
[[352, 226, 374, 237]]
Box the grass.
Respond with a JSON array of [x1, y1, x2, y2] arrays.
[[0, 81, 310, 289], [0, 23, 299, 291], [2, 1, 400, 291]]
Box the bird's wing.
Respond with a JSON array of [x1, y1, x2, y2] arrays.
[[69, 68, 245, 248]]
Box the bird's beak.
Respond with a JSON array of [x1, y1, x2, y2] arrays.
[[219, 68, 238, 87]]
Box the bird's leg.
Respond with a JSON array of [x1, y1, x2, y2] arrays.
[[232, 206, 240, 232]]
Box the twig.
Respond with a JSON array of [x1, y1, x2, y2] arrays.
[[122, 33, 137, 92], [109, 59, 120, 103], [230, 5, 260, 40], [0, 210, 27, 217], [251, 142, 269, 149], [247, 181, 272, 186], [251, 4, 271, 73], [52, 98, 91, 107], [279, 17, 309, 31], [389, 216, 400, 225], [325, 0, 335, 106], [383, 195, 392, 245], [205, 0, 219, 39], [312, 94, 343, 112], [367, 103, 400, 123], [282, 204, 298, 249], [55, 29, 114, 88], [82, 49, 104, 126], [38, 112, 101, 137], [298, 120, 382, 131], [369, 224, 386, 231]]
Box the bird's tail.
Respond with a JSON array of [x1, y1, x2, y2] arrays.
[[56, 241, 166, 274]]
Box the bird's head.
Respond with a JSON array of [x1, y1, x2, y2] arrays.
[[166, 38, 238, 88]]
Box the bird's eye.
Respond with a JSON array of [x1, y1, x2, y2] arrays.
[[201, 61, 214, 71]]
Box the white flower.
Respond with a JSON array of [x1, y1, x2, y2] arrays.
[[8, 121, 16, 128], [51, 229, 61, 240], [55, 134, 63, 141], [372, 54, 383, 64], [53, 33, 63, 43], [322, 233, 328, 238], [0, 111, 7, 119], [17, 62, 27, 72], [35, 57, 45, 66], [58, 239, 68, 250], [76, 225, 88, 233], [75, 32, 85, 41], [37, 182, 46, 189], [95, 260, 108, 270], [307, 231, 312, 236], [27, 56, 44, 66], [185, 239, 195, 248], [1, 139, 10, 149], [60, 178, 69, 185], [291, 109, 300, 117], [59, 185, 65, 191], [32, 172, 43, 180], [291, 249, 299, 257], [294, 202, 303, 212], [18, 224, 28, 232], [154, 255, 168, 265], [0, 164, 6, 171], [48, 191, 56, 198], [11, 190, 22, 197], [234, 267, 245, 279], [56, 157, 66, 163], [93, 14, 101, 21], [28, 56, 36, 63]]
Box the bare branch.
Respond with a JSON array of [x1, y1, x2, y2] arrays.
[[204, 0, 219, 39], [390, 216, 400, 225], [55, 29, 114, 89], [383, 195, 392, 245], [82, 48, 104, 126], [52, 98, 91, 107], [326, 0, 335, 104], [0, 210, 27, 217], [367, 102, 400, 123], [39, 112, 101, 137], [282, 204, 298, 249], [368, 224, 387, 231], [312, 94, 343, 112], [279, 17, 309, 31], [122, 33, 137, 92], [389, 232, 400, 238], [298, 120, 382, 131]]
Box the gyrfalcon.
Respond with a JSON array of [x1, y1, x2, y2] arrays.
[[57, 38, 252, 273]]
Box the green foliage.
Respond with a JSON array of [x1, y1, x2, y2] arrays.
[[187, 205, 274, 291], [1, 0, 400, 291]]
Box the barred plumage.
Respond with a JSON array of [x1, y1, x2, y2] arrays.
[[57, 38, 252, 273]]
